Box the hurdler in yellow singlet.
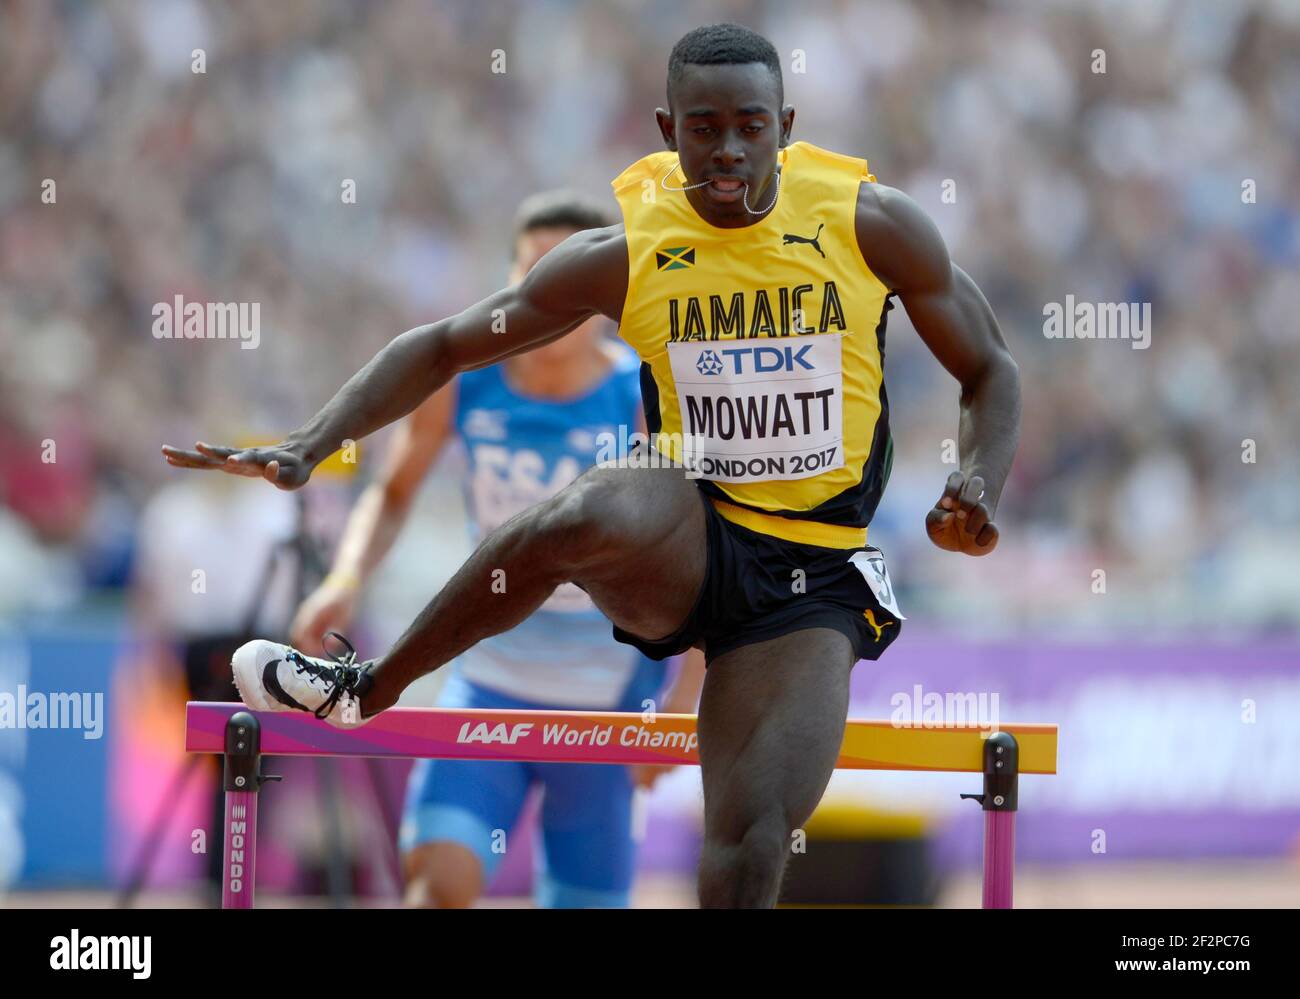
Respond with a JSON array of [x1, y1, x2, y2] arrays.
[[612, 140, 894, 549]]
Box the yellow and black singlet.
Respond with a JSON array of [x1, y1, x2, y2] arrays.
[[611, 140, 894, 550]]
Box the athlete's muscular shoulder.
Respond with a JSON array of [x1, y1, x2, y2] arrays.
[[853, 182, 952, 294], [523, 222, 629, 323]]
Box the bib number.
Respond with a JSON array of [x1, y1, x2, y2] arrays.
[[667, 335, 845, 483]]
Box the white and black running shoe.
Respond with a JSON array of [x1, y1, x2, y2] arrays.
[[232, 632, 375, 728]]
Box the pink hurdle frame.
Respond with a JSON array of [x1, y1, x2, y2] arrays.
[[215, 711, 280, 909], [193, 704, 1030, 909], [221, 793, 258, 909], [960, 730, 1020, 909]]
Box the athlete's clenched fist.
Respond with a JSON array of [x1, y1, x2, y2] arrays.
[[926, 470, 999, 556]]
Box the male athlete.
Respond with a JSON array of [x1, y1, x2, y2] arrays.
[[164, 23, 1021, 908], [287, 191, 704, 908]]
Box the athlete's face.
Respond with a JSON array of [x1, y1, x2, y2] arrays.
[[656, 62, 794, 227]]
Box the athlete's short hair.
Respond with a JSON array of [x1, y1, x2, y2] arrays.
[[667, 23, 783, 108], [512, 189, 613, 258]]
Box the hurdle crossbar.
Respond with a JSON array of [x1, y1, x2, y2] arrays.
[[185, 702, 1057, 909]]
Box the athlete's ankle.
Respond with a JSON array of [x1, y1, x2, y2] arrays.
[[358, 661, 398, 717], [352, 667, 375, 703]]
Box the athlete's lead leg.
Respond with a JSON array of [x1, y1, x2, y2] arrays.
[[696, 627, 856, 908], [364, 455, 707, 713]]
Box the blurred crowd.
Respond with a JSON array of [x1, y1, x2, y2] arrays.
[[1, 0, 1298, 638]]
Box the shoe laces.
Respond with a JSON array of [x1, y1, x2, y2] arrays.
[[285, 632, 370, 720]]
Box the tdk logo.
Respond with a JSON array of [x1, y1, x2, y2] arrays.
[[698, 344, 815, 376], [696, 350, 724, 375]]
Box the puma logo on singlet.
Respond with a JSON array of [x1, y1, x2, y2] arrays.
[[863, 608, 894, 642], [782, 223, 825, 258]]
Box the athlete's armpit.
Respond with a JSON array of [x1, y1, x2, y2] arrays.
[[440, 223, 629, 373]]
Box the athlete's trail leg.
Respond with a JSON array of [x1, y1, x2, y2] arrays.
[[365, 457, 707, 712], [696, 628, 856, 908]]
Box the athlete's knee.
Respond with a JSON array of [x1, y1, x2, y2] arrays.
[[534, 470, 643, 570], [698, 813, 790, 909], [402, 842, 482, 909]]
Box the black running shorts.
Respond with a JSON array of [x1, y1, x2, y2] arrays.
[[612, 485, 903, 663]]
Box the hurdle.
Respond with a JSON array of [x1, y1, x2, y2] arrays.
[[185, 701, 1057, 909]]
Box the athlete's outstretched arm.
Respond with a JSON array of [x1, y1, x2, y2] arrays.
[[856, 184, 1021, 556], [161, 224, 629, 489]]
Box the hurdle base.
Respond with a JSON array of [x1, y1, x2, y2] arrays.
[[221, 711, 280, 909], [959, 731, 1019, 909]]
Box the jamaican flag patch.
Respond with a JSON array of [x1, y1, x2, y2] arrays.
[[656, 246, 696, 271]]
